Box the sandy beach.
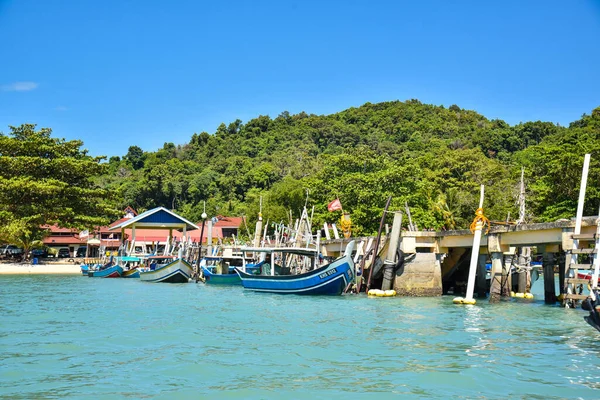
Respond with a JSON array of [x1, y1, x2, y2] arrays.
[[0, 262, 81, 275]]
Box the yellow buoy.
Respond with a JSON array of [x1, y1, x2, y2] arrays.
[[510, 291, 516, 297], [375, 290, 385, 297], [524, 293, 534, 299], [453, 297, 476, 305], [515, 292, 525, 298], [384, 290, 397, 297]]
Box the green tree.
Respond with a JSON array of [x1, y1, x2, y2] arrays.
[[124, 145, 145, 169], [0, 124, 119, 247]]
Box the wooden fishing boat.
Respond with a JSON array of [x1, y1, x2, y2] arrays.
[[235, 241, 355, 295], [118, 256, 142, 278], [109, 207, 201, 283], [200, 256, 261, 285], [88, 263, 123, 278], [122, 268, 140, 278], [139, 255, 193, 283]]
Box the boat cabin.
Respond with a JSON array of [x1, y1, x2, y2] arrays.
[[240, 247, 320, 276]]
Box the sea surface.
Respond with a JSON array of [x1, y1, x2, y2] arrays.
[[1, 274, 599, 399]]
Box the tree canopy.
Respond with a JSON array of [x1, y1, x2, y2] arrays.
[[98, 101, 600, 234], [4, 101, 599, 242], [0, 124, 119, 247]]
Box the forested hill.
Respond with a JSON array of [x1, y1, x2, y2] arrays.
[[99, 100, 600, 235]]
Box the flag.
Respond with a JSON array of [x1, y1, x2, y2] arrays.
[[327, 198, 343, 212], [79, 230, 89, 239]]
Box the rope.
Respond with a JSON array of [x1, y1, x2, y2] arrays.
[[469, 208, 491, 234]]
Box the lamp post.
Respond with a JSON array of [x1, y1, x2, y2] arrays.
[[195, 201, 208, 282]]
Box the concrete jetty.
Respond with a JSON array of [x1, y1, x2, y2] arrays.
[[320, 216, 599, 303]]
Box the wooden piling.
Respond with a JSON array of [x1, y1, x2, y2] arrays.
[[559, 253, 567, 295], [543, 252, 556, 304], [504, 253, 513, 293]]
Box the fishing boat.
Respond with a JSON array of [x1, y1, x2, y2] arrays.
[[583, 288, 600, 333], [200, 255, 261, 285], [119, 256, 142, 278], [122, 268, 140, 278], [139, 255, 193, 283], [235, 241, 355, 295], [109, 206, 200, 284], [88, 262, 123, 278]]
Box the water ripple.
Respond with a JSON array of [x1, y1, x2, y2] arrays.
[[1, 275, 599, 399]]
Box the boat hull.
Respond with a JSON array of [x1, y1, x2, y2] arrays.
[[80, 265, 89, 276], [201, 266, 241, 285], [236, 251, 354, 296], [88, 265, 123, 278], [122, 268, 140, 278], [140, 259, 193, 283]]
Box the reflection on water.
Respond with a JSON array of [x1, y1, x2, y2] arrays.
[[0, 275, 599, 399]]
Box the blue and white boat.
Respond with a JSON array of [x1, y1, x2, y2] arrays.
[[200, 255, 261, 285], [139, 256, 193, 283], [235, 241, 355, 295], [119, 256, 142, 278], [88, 263, 123, 278]]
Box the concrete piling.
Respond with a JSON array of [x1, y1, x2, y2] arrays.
[[543, 252, 556, 304]]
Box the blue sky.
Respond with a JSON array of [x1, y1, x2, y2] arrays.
[[1, 0, 599, 158]]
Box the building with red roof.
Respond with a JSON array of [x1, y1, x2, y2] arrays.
[[42, 208, 244, 257]]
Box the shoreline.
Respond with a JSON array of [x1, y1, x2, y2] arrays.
[[0, 262, 81, 275]]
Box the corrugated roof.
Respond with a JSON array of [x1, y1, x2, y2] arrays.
[[43, 236, 86, 245]]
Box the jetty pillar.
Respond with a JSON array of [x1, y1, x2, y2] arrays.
[[488, 233, 509, 302], [504, 252, 514, 293], [476, 254, 488, 298], [489, 252, 504, 302], [382, 212, 402, 291], [517, 247, 529, 293], [543, 251, 557, 304], [393, 253, 442, 296], [559, 253, 567, 295]]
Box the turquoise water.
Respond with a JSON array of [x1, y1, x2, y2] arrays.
[[1, 275, 599, 399]]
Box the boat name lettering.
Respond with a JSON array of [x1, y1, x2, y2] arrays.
[[319, 268, 337, 279]]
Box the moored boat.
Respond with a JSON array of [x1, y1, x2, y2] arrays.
[[88, 263, 123, 278], [200, 255, 261, 285], [118, 256, 142, 278], [139, 256, 193, 283], [122, 267, 140, 278], [236, 241, 355, 295]]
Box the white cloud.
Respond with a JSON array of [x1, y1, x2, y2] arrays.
[[1, 81, 38, 92]]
